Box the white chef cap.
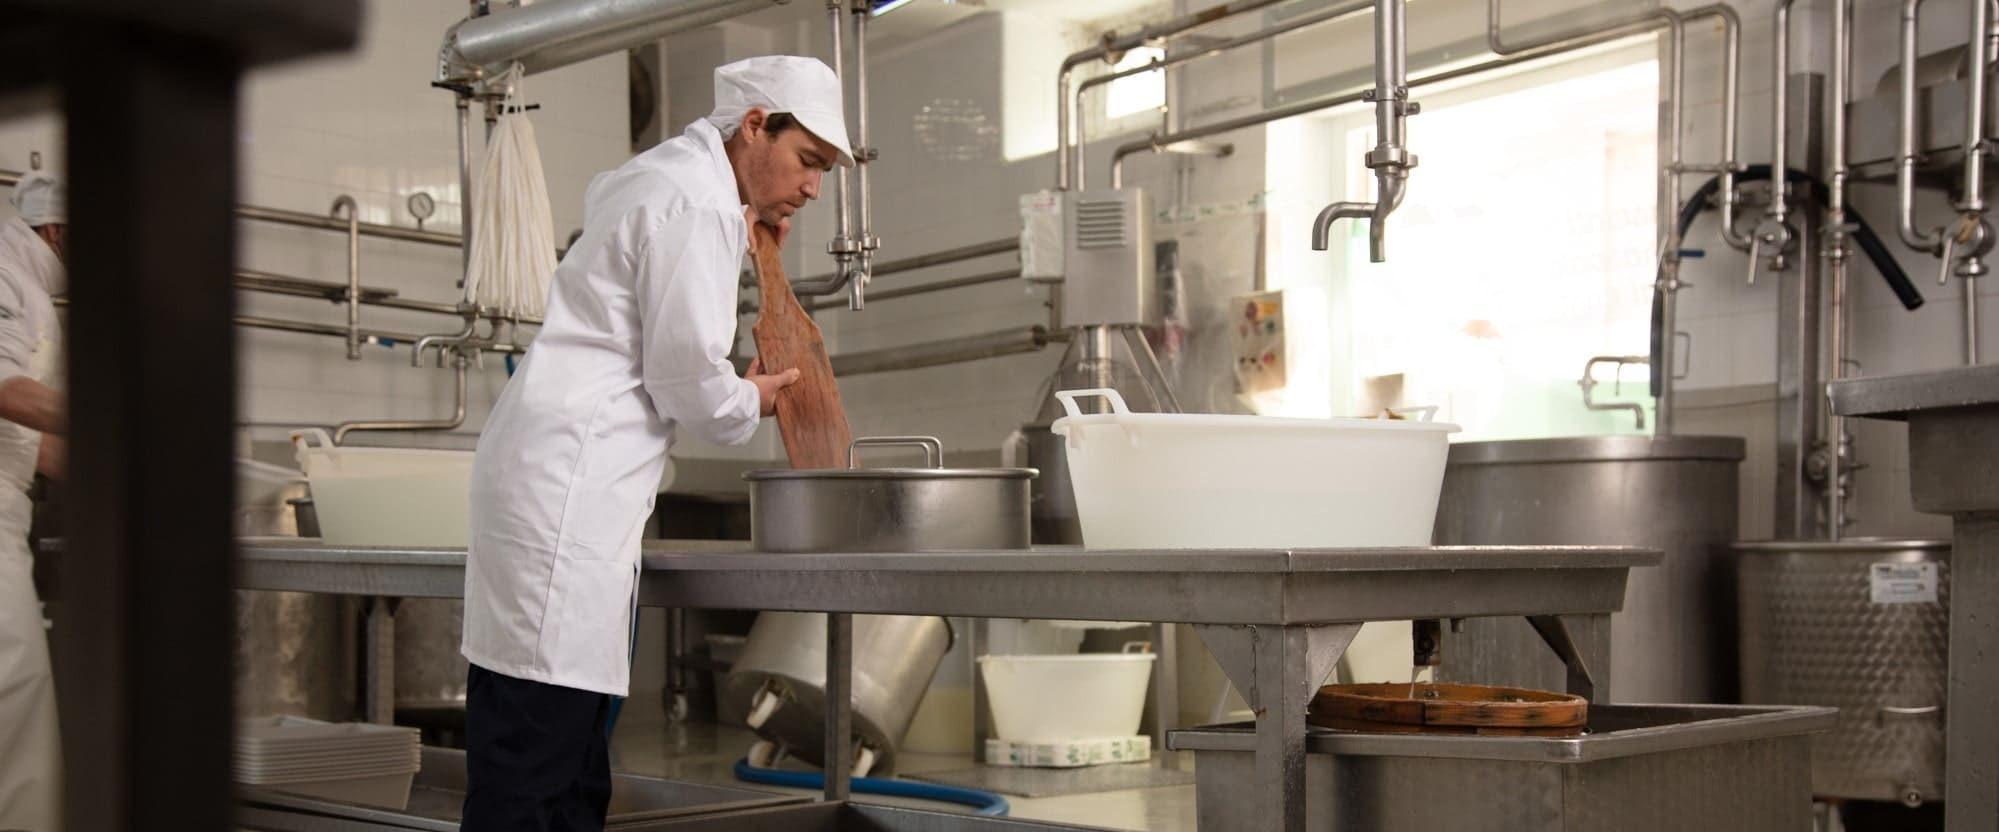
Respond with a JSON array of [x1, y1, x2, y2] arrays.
[[10, 171, 65, 226], [704, 56, 854, 167]]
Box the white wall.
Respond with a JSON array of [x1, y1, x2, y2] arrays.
[[1671, 0, 1980, 538], [1, 0, 632, 452]]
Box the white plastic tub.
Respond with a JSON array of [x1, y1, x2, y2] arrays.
[[978, 653, 1155, 742], [292, 429, 474, 547], [1049, 389, 1459, 549]]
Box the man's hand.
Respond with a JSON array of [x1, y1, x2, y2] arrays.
[[744, 206, 791, 250], [747, 358, 801, 418]]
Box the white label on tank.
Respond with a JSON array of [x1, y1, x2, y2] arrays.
[[1870, 562, 1940, 604]]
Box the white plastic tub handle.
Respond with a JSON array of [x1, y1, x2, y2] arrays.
[[848, 436, 944, 469], [1054, 388, 1132, 419], [291, 427, 335, 466]]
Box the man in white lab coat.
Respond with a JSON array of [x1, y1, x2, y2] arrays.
[[461, 55, 850, 830], [0, 170, 69, 832]]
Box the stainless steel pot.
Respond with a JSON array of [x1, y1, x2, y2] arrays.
[[744, 436, 1034, 552], [1735, 538, 1949, 806], [1433, 435, 1745, 703], [732, 437, 1032, 774]]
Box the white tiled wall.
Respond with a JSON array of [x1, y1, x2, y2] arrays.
[[2, 1, 630, 451], [1671, 0, 1975, 538]]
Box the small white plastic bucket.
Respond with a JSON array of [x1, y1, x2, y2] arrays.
[[978, 652, 1156, 742]]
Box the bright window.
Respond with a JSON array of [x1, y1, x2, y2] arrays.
[[1265, 45, 1659, 439], [1105, 46, 1167, 121]]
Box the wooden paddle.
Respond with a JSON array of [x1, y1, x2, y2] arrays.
[[748, 221, 852, 469]]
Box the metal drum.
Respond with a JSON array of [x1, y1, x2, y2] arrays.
[[1734, 539, 1949, 806], [236, 484, 357, 721], [1433, 435, 1745, 703], [732, 437, 1033, 774], [393, 599, 469, 712]]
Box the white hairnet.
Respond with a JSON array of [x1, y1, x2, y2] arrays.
[[704, 56, 854, 167], [9, 171, 64, 227]]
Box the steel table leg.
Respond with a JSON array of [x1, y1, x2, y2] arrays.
[[824, 612, 853, 802], [1195, 623, 1361, 832]]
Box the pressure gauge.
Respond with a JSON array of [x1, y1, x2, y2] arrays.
[[407, 191, 437, 229]]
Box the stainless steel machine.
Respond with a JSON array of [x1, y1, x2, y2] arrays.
[[1433, 435, 1746, 703], [1735, 538, 1950, 807]]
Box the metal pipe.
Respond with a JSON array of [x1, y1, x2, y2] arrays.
[[1055, 0, 1292, 190], [440, 0, 765, 80], [0, 170, 463, 248], [806, 269, 1019, 312], [331, 195, 363, 360], [334, 354, 472, 444], [795, 237, 1017, 286], [1579, 355, 1649, 430], [1657, 8, 1686, 437], [1773, 0, 1794, 234], [1712, 5, 1751, 251], [852, 1, 876, 311], [1109, 19, 1660, 185], [1964, 0, 1990, 216], [810, 0, 861, 299], [1898, 0, 1948, 253], [507, 0, 774, 75], [457, 95, 475, 287], [1308, 0, 1415, 262], [1828, 0, 1853, 538], [1969, 276, 1982, 364], [414, 315, 482, 368], [234, 268, 543, 323], [829, 326, 1056, 376]]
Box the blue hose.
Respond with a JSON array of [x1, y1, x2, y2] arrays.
[[731, 758, 1009, 816]]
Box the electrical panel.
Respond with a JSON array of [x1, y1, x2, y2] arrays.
[[1233, 289, 1288, 395]]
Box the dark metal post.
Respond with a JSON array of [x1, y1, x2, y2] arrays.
[[59, 32, 242, 831]]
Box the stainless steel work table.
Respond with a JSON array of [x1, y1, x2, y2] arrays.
[[1832, 363, 1999, 832], [237, 539, 1659, 832]]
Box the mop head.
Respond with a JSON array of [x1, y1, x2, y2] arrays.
[[465, 64, 557, 319]]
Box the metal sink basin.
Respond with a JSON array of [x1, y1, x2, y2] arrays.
[[1169, 703, 1835, 832]]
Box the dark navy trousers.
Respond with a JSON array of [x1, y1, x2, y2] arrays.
[[461, 663, 613, 832]]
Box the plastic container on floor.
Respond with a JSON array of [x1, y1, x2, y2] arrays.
[[978, 653, 1155, 742]]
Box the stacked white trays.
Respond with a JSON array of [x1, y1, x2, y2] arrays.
[[236, 717, 422, 810]]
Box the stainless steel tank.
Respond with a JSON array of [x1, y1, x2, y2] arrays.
[[236, 484, 357, 721], [393, 599, 469, 712], [1433, 435, 1745, 703], [1734, 539, 1949, 806], [289, 493, 466, 715]]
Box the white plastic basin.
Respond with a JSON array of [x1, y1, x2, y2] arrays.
[[293, 429, 474, 548], [978, 653, 1155, 742], [1049, 389, 1460, 549]]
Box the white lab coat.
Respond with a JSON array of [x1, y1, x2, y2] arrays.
[[0, 216, 64, 831], [463, 120, 760, 697]]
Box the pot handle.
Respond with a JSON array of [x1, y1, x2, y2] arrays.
[[849, 436, 944, 470], [1054, 388, 1132, 419]]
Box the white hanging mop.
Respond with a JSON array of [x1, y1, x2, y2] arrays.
[[464, 64, 558, 319]]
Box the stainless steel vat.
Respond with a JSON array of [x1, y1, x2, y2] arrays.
[[1735, 538, 1950, 805], [743, 437, 1034, 553], [287, 491, 468, 715], [393, 599, 469, 712], [1433, 435, 1745, 703], [236, 482, 357, 721], [734, 437, 1031, 774], [1172, 704, 1833, 832]]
